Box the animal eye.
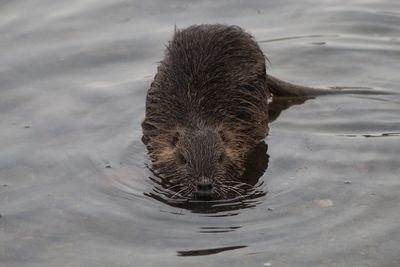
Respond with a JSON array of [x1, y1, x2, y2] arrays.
[[218, 153, 225, 164], [178, 153, 187, 164], [171, 132, 179, 147]]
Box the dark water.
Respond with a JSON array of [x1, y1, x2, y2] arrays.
[[1, 1, 400, 266]]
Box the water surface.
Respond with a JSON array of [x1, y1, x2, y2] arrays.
[[1, 1, 400, 266]]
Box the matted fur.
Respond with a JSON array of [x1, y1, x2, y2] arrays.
[[142, 24, 269, 199]]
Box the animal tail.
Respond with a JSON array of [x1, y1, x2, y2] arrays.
[[266, 75, 392, 96]]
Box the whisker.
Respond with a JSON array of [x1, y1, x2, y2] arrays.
[[218, 184, 246, 199], [166, 183, 185, 191], [171, 187, 189, 199]]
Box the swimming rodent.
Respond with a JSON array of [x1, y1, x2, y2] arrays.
[[141, 24, 357, 200]]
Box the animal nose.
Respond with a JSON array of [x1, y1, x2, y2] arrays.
[[197, 182, 213, 193], [196, 178, 213, 196]]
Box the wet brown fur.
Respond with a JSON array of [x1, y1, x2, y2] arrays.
[[142, 24, 269, 198]]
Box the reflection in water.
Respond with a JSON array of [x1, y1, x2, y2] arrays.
[[177, 245, 247, 257], [145, 96, 313, 213]]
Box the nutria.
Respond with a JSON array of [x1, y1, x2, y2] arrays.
[[141, 24, 373, 200], [142, 24, 271, 200]]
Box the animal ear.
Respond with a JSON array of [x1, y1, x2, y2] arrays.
[[171, 132, 180, 147], [142, 135, 150, 145]]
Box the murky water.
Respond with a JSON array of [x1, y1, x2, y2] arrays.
[[1, 1, 400, 266]]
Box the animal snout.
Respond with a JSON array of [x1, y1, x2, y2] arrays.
[[197, 182, 213, 192], [196, 177, 214, 198]]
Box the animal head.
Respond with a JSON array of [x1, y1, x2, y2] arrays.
[[142, 123, 259, 199]]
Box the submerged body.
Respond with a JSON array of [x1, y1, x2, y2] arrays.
[[142, 24, 269, 199]]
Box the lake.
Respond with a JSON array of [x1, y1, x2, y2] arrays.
[[1, 0, 399, 266]]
